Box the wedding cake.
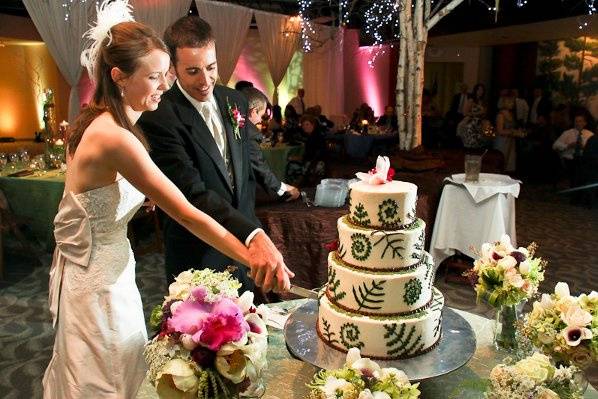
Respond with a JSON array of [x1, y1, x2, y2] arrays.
[[317, 157, 444, 359]]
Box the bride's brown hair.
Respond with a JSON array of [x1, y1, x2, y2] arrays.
[[68, 22, 169, 155]]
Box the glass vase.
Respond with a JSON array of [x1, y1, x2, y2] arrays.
[[239, 375, 265, 398], [493, 304, 519, 351]]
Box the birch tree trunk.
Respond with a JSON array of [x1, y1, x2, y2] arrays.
[[396, 0, 466, 150]]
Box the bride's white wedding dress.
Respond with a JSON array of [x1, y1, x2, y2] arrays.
[[43, 178, 147, 399]]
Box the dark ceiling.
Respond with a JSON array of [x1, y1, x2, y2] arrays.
[[0, 0, 594, 39]]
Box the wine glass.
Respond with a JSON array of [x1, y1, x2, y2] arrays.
[[0, 153, 7, 171], [19, 149, 30, 163], [8, 153, 19, 171]]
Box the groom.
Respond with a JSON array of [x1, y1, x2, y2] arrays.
[[138, 16, 292, 293]]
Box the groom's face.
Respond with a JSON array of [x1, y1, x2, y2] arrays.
[[174, 42, 218, 102]]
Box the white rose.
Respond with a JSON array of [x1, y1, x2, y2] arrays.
[[379, 367, 409, 384], [358, 389, 374, 399], [561, 305, 593, 328], [554, 282, 571, 299]]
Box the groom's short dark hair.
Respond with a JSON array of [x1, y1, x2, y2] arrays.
[[164, 16, 215, 64]]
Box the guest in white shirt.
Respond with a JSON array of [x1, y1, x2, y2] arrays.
[[553, 114, 594, 161], [512, 89, 529, 126], [288, 88, 306, 115]]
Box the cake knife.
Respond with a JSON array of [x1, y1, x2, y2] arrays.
[[288, 284, 319, 300]]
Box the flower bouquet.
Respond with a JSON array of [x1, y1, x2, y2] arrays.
[[465, 234, 547, 349], [308, 348, 420, 399], [486, 352, 585, 399], [522, 282, 597, 373], [144, 269, 269, 398]]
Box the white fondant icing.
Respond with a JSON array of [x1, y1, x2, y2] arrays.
[[318, 288, 444, 359], [349, 180, 417, 228], [337, 217, 426, 269], [327, 251, 434, 315]]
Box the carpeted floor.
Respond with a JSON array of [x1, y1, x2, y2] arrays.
[[0, 180, 597, 398]]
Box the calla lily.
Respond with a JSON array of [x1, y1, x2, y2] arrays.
[[214, 348, 247, 383], [350, 357, 381, 378], [237, 291, 254, 314], [245, 312, 268, 336], [554, 282, 571, 299], [562, 325, 593, 346], [518, 260, 530, 275], [356, 156, 392, 185], [155, 359, 198, 399], [345, 347, 362, 367], [560, 305, 593, 328]]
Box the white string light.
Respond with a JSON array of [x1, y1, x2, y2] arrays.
[[298, 0, 316, 52], [363, 0, 401, 67], [62, 0, 99, 21]]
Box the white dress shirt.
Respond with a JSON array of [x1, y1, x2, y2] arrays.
[[553, 128, 594, 160]]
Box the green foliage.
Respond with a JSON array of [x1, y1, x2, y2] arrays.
[[377, 199, 401, 227], [351, 233, 372, 261], [149, 304, 163, 332], [340, 323, 365, 349], [384, 323, 424, 356], [538, 40, 559, 56], [564, 38, 586, 52], [564, 54, 582, 71], [352, 280, 387, 311], [353, 203, 371, 225], [321, 319, 338, 345], [373, 232, 405, 259], [328, 267, 346, 301], [403, 278, 422, 306]]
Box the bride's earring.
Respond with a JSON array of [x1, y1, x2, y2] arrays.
[[120, 86, 125, 98]]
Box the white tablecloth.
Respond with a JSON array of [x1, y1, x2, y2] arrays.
[[429, 174, 520, 268]]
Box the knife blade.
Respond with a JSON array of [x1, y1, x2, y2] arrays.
[[289, 284, 319, 299]]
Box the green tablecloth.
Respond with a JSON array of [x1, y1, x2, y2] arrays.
[[0, 169, 65, 250], [137, 300, 598, 398], [260, 145, 304, 181]]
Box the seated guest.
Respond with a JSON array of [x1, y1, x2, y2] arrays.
[[286, 114, 327, 186], [242, 87, 300, 201], [288, 88, 306, 115], [553, 113, 595, 187], [311, 105, 335, 131], [376, 105, 398, 133], [235, 80, 254, 91], [283, 104, 301, 144], [350, 103, 376, 130]]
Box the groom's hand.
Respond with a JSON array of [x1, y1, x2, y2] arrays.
[[247, 231, 294, 292]]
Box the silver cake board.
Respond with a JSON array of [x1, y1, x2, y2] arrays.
[[284, 299, 476, 382]]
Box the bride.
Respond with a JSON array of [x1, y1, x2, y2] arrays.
[[42, 2, 292, 398]]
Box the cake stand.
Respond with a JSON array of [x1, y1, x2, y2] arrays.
[[284, 299, 476, 381]]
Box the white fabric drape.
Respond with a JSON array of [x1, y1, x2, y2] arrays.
[[254, 10, 299, 105], [131, 0, 191, 38], [22, 0, 96, 122], [303, 25, 344, 118], [195, 0, 253, 86]]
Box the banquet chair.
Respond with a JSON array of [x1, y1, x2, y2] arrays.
[[0, 189, 41, 279]]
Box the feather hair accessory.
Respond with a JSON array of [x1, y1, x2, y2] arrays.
[[80, 0, 135, 82]]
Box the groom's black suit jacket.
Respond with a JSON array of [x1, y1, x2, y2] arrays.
[[138, 84, 259, 288]]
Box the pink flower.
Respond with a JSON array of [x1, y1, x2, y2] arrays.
[[232, 107, 245, 128], [356, 156, 393, 185], [167, 299, 211, 336], [194, 298, 249, 351]]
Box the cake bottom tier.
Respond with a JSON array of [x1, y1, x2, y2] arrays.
[[317, 287, 444, 360]]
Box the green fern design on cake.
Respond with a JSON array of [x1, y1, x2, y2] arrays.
[[351, 233, 372, 261], [433, 315, 442, 337], [377, 199, 401, 227], [352, 203, 370, 225], [406, 195, 418, 222], [384, 324, 424, 356], [373, 232, 405, 259], [411, 230, 425, 259], [340, 323, 364, 349], [322, 319, 338, 344], [338, 243, 347, 259], [352, 280, 387, 311], [328, 267, 346, 301], [403, 278, 422, 305]]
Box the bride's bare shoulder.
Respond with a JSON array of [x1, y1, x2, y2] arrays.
[[82, 113, 130, 145]]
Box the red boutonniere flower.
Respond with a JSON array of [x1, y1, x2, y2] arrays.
[[226, 97, 245, 140]]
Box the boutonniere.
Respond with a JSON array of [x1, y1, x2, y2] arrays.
[[226, 97, 245, 140]]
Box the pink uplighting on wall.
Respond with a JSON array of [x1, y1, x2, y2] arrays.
[[343, 29, 390, 118]]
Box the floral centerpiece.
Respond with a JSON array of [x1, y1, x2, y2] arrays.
[[144, 269, 269, 398], [308, 348, 420, 399], [465, 234, 547, 349], [486, 353, 585, 399], [522, 282, 597, 371]]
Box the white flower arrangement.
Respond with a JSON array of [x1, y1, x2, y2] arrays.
[[486, 353, 585, 399], [308, 348, 420, 399], [145, 269, 270, 398], [465, 234, 546, 307], [522, 282, 598, 368]]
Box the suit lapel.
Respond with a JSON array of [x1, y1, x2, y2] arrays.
[[170, 84, 233, 193], [214, 86, 243, 200]]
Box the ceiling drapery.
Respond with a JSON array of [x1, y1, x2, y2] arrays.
[[131, 0, 191, 38]]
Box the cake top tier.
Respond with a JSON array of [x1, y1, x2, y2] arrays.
[[348, 180, 418, 229]]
